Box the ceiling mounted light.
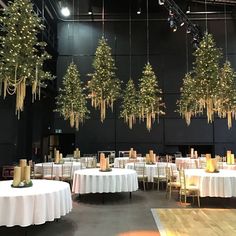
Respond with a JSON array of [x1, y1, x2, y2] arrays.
[[88, 0, 93, 15], [186, 5, 191, 13], [137, 7, 141, 14], [158, 0, 165, 5], [61, 6, 70, 17]]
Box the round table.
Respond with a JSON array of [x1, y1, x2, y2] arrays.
[[221, 162, 236, 170], [72, 168, 138, 194], [125, 162, 177, 182], [113, 157, 146, 168], [184, 169, 236, 197], [175, 157, 205, 169], [0, 179, 72, 227], [35, 162, 81, 179]]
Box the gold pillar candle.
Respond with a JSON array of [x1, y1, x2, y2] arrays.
[[13, 166, 21, 187], [205, 154, 211, 172], [190, 148, 194, 158], [129, 148, 134, 158], [194, 151, 198, 158], [100, 153, 105, 170], [59, 153, 63, 160], [73, 150, 77, 158], [146, 154, 150, 163], [55, 150, 60, 163], [231, 154, 235, 165], [106, 157, 109, 169], [24, 166, 31, 184], [77, 150, 80, 158], [133, 151, 137, 158], [227, 150, 232, 164], [19, 159, 27, 181], [149, 150, 154, 162]]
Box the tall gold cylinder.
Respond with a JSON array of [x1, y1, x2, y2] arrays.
[[13, 166, 21, 187], [19, 159, 27, 181], [24, 166, 31, 184]]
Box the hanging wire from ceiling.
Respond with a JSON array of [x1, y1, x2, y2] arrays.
[[129, 0, 132, 79], [102, 0, 105, 36], [146, 0, 149, 63], [205, 0, 208, 32], [72, 0, 75, 62], [224, 3, 228, 61], [186, 32, 189, 73]]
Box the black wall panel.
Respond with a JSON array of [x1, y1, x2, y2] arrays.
[[55, 15, 236, 156]]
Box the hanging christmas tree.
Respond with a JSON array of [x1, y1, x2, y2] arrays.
[[215, 61, 236, 129], [88, 36, 121, 122], [56, 62, 89, 130], [138, 62, 165, 131], [120, 79, 138, 129], [0, 0, 53, 118], [192, 32, 222, 123], [177, 73, 198, 126]]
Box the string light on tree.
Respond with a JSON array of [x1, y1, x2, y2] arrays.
[[0, 0, 53, 118], [87, 37, 121, 122], [55, 62, 89, 130], [138, 62, 165, 131], [120, 79, 138, 129], [215, 61, 236, 129]]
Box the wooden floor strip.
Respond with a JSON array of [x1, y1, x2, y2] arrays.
[[151, 208, 236, 236]]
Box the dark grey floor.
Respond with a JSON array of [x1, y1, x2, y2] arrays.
[[1, 185, 236, 236]]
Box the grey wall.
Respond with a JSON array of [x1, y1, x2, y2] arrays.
[[54, 14, 236, 156]]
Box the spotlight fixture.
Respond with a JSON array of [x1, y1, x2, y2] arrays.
[[158, 0, 165, 5], [186, 5, 191, 14], [88, 8, 93, 15], [137, 0, 142, 15], [186, 25, 192, 34], [180, 21, 185, 27], [88, 0, 93, 15], [137, 7, 141, 14], [61, 6, 70, 17]]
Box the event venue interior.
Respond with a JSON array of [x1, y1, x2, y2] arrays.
[[1, 0, 236, 235]]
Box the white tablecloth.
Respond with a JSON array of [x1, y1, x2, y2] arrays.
[[175, 157, 205, 169], [72, 168, 138, 194], [35, 162, 81, 179], [221, 162, 236, 170], [114, 157, 146, 168], [125, 162, 177, 182], [184, 169, 236, 197], [0, 179, 72, 227]]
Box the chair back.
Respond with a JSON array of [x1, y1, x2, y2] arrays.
[[61, 162, 73, 179], [134, 162, 146, 177], [157, 165, 166, 178], [42, 163, 54, 179], [179, 169, 186, 190], [118, 159, 126, 168]]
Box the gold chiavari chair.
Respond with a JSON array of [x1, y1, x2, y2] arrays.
[[179, 169, 200, 207], [165, 166, 180, 199], [118, 159, 126, 168], [134, 162, 148, 191], [153, 165, 167, 191], [42, 163, 55, 180], [60, 162, 73, 184]]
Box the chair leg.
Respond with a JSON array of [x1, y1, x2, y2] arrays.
[[197, 194, 200, 207]]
